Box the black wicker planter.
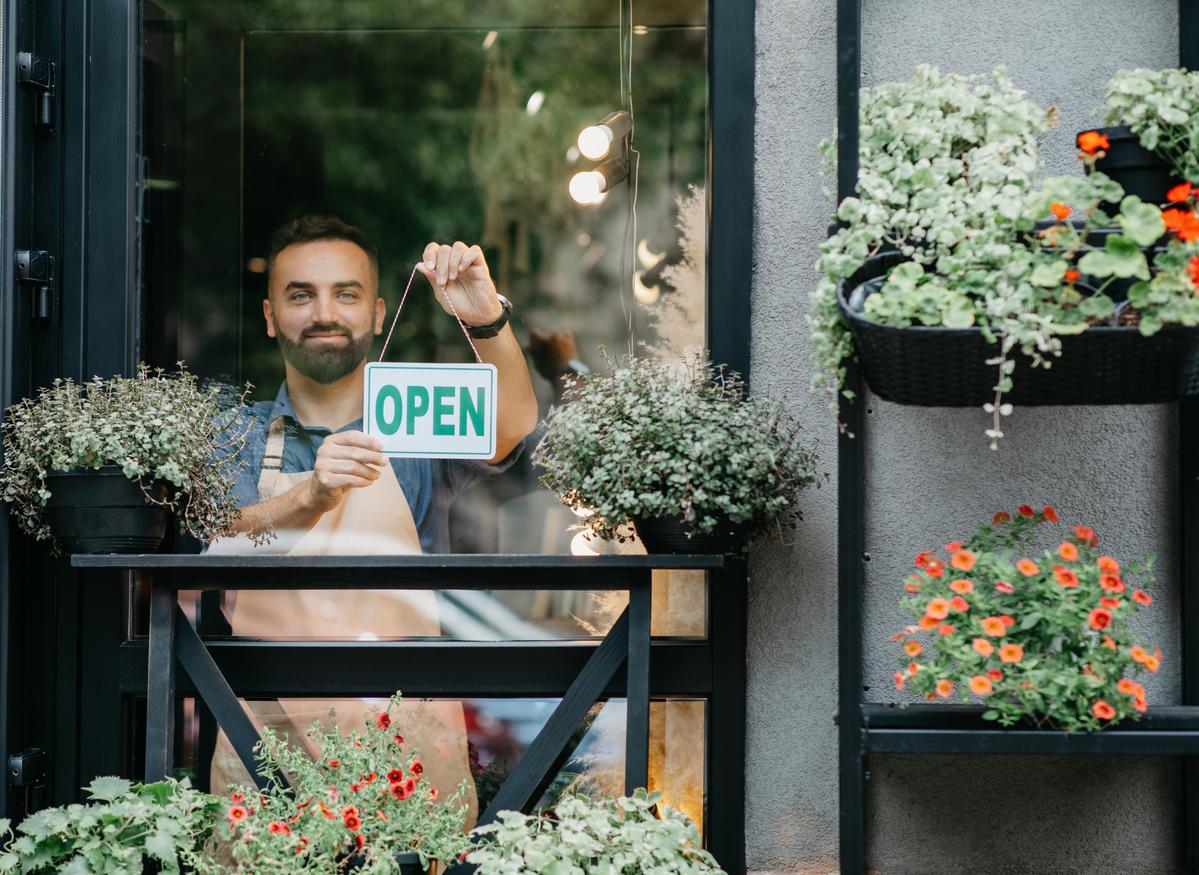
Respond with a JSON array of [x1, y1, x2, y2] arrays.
[[1081, 125, 1184, 205], [633, 514, 748, 554], [43, 465, 169, 553], [838, 253, 1199, 407]]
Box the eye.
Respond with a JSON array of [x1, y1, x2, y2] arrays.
[[337, 291, 359, 301], [290, 291, 313, 302]]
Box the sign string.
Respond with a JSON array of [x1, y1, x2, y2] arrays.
[[378, 262, 485, 365]]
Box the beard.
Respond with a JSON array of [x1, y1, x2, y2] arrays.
[[275, 322, 374, 384]]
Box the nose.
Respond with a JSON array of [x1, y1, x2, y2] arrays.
[[312, 292, 337, 325]]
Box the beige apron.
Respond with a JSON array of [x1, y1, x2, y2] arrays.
[[208, 417, 478, 825]]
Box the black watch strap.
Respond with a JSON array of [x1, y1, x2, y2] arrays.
[[462, 294, 512, 339]]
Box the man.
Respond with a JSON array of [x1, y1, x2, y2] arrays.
[[208, 215, 538, 819]]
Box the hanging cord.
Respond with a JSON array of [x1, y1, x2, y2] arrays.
[[378, 262, 484, 364]]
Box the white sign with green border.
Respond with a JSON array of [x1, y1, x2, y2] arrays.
[[363, 362, 497, 459]]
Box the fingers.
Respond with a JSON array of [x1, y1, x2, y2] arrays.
[[326, 430, 383, 452], [420, 242, 485, 286], [435, 244, 452, 287], [321, 458, 383, 483]]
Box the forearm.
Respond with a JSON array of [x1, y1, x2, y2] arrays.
[[225, 479, 325, 536], [476, 325, 539, 461]]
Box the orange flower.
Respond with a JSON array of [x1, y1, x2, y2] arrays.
[[909, 661, 920, 675], [1091, 699, 1116, 720], [1168, 181, 1195, 203], [1017, 559, 1039, 576], [905, 640, 923, 656], [268, 821, 291, 836], [1074, 525, 1095, 542], [914, 550, 936, 569], [1163, 207, 1199, 242], [981, 616, 1007, 637], [919, 614, 940, 630], [227, 805, 249, 825], [999, 614, 1016, 627], [904, 581, 922, 593], [998, 643, 1023, 663], [1100, 574, 1125, 593], [1077, 130, 1110, 154], [1065, 268, 1080, 283], [973, 637, 995, 657], [1100, 596, 1122, 610], [993, 511, 1012, 524], [1187, 255, 1199, 291], [945, 540, 964, 553], [1102, 635, 1117, 651], [950, 595, 971, 613], [1144, 654, 1161, 673], [894, 671, 905, 691], [1130, 645, 1149, 664], [949, 578, 974, 594], [1117, 678, 1143, 697], [926, 560, 945, 579], [1133, 695, 1148, 713], [1042, 506, 1059, 522], [951, 550, 977, 571], [938, 624, 956, 636], [935, 679, 953, 698], [1050, 202, 1071, 221], [969, 675, 994, 696], [1088, 608, 1113, 630], [1098, 556, 1120, 574], [1018, 505, 1035, 518], [925, 598, 951, 620], [1058, 542, 1079, 562], [1132, 589, 1152, 606], [994, 580, 1015, 594], [1054, 566, 1080, 588]]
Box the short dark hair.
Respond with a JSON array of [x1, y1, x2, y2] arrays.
[[266, 214, 379, 288]]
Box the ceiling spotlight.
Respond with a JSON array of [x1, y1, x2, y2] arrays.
[[568, 157, 629, 205], [576, 111, 633, 161]]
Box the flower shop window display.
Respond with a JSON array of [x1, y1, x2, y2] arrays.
[[893, 507, 1162, 732], [218, 694, 473, 874]]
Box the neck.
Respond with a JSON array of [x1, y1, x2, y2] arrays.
[[284, 362, 366, 431]]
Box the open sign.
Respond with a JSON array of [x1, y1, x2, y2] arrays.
[[363, 362, 497, 459]]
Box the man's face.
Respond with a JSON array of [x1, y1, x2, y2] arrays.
[[264, 239, 385, 384]]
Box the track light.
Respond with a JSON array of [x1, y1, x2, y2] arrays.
[[568, 157, 629, 205], [576, 111, 633, 161]]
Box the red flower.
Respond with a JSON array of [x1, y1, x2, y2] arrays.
[[410, 760, 424, 776], [1018, 504, 1035, 518], [387, 769, 404, 784], [428, 787, 439, 800], [1167, 181, 1194, 203], [391, 781, 411, 801], [227, 805, 249, 824], [992, 511, 1012, 524], [994, 580, 1015, 594], [268, 821, 291, 836], [987, 669, 1003, 682], [1050, 202, 1071, 222], [344, 814, 362, 831], [1074, 525, 1095, 543], [1077, 130, 1111, 154], [403, 777, 416, 795], [342, 805, 359, 820], [1091, 700, 1116, 720], [356, 834, 366, 851], [230, 790, 245, 803], [1163, 207, 1199, 242], [1054, 565, 1080, 588], [327, 759, 341, 769], [999, 614, 1015, 627], [894, 671, 905, 691], [949, 595, 970, 613], [1100, 574, 1125, 594], [1187, 255, 1199, 291], [393, 735, 405, 746], [1088, 607, 1113, 630], [377, 712, 392, 730], [1042, 506, 1059, 522], [938, 624, 956, 636], [1065, 268, 1080, 283], [1100, 596, 1122, 610], [945, 540, 964, 553], [1133, 589, 1153, 606]]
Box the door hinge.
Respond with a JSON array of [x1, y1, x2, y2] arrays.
[[16, 52, 56, 131], [15, 249, 56, 325]]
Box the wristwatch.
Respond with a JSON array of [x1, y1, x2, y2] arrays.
[[462, 294, 512, 339]]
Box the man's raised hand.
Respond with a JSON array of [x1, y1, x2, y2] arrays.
[[416, 241, 504, 328]]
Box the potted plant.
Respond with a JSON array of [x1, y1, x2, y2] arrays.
[[217, 694, 473, 874], [468, 788, 723, 875], [532, 353, 819, 554], [0, 365, 256, 554], [0, 776, 220, 873], [1080, 67, 1199, 203], [892, 506, 1161, 732], [812, 65, 1199, 447]]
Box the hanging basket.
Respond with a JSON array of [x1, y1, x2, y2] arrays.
[[1081, 125, 1184, 205], [43, 466, 169, 553], [632, 513, 749, 555], [837, 253, 1199, 407]]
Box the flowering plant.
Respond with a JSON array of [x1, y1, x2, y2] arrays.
[[218, 694, 473, 874], [0, 364, 258, 551], [1104, 67, 1199, 184], [533, 352, 819, 545], [893, 506, 1162, 733], [0, 777, 219, 874], [467, 789, 722, 875], [811, 64, 1199, 446]]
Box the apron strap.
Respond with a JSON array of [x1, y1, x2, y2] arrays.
[[259, 416, 288, 500]]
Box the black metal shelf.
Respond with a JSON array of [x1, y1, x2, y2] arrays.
[[834, 1, 1199, 871]]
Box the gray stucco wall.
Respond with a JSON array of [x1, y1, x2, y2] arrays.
[[748, 2, 1183, 872]]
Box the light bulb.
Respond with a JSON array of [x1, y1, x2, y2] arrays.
[[577, 125, 614, 160], [569, 170, 606, 205]]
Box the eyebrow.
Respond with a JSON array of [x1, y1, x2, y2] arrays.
[[282, 280, 365, 292]]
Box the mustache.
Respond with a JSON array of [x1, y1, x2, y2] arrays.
[[301, 323, 351, 339]]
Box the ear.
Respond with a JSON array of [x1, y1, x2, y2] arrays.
[[374, 295, 386, 335], [263, 298, 277, 338]]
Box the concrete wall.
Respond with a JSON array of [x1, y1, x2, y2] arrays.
[[748, 2, 1183, 872]]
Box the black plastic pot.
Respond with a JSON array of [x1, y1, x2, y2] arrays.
[[1081, 125, 1184, 205], [838, 252, 1199, 407], [43, 466, 169, 553], [345, 850, 423, 874], [633, 514, 749, 555]]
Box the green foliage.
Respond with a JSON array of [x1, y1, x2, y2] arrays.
[[1105, 67, 1199, 183], [218, 693, 473, 873], [532, 353, 820, 546], [0, 778, 220, 874], [0, 365, 259, 551], [468, 789, 723, 875], [895, 508, 1162, 733]]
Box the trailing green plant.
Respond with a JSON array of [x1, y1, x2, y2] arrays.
[[532, 352, 819, 546], [0, 776, 220, 874], [1104, 67, 1199, 183], [467, 789, 723, 875], [217, 693, 473, 874], [0, 364, 260, 551], [893, 506, 1161, 733]]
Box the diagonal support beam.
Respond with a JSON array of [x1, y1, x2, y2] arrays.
[[478, 609, 631, 825], [173, 604, 287, 792]]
